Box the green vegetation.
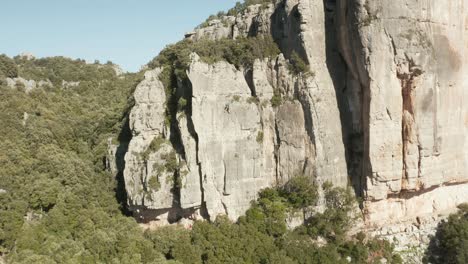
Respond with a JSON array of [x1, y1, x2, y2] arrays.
[[13, 56, 117, 87], [424, 203, 468, 264], [0, 56, 169, 263], [270, 92, 283, 107], [288, 51, 311, 76], [177, 97, 188, 112], [196, 0, 275, 28], [0, 54, 18, 79], [149, 35, 280, 75], [144, 177, 401, 264], [142, 136, 168, 161], [148, 35, 280, 128], [0, 53, 401, 263], [256, 131, 264, 143], [227, 0, 275, 17], [147, 176, 161, 192], [247, 96, 259, 104]]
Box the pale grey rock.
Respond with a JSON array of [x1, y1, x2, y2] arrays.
[[233, 4, 275, 38], [19, 52, 35, 60], [106, 138, 119, 175], [185, 53, 276, 220], [122, 2, 468, 247], [123, 68, 174, 211], [0, 189, 6, 194], [22, 112, 29, 126], [276, 100, 314, 183], [189, 18, 234, 41], [177, 114, 203, 209], [38, 79, 53, 88], [291, 0, 349, 187], [187, 4, 275, 41], [337, 0, 468, 200], [129, 68, 167, 136], [62, 80, 80, 89], [6, 77, 36, 93], [6, 78, 53, 93], [251, 58, 275, 100]]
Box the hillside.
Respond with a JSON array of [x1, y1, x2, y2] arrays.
[[1, 0, 467, 263]]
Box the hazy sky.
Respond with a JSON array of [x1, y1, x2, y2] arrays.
[[0, 0, 238, 72]]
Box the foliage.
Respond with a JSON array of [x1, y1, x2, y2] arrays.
[[142, 178, 401, 264], [0, 56, 169, 263], [142, 136, 167, 160], [270, 92, 282, 107], [256, 131, 264, 143], [227, 0, 275, 17], [0, 54, 18, 79], [306, 182, 355, 242], [196, 0, 275, 29], [149, 35, 280, 75], [288, 51, 310, 76], [148, 35, 280, 133], [177, 97, 187, 112], [147, 176, 161, 192], [281, 175, 318, 209], [424, 203, 468, 264]]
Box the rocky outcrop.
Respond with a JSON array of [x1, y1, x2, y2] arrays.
[[6, 77, 53, 93], [116, 2, 468, 259], [333, 0, 468, 260], [186, 4, 276, 42], [336, 0, 468, 210], [122, 68, 175, 213], [121, 52, 326, 222]]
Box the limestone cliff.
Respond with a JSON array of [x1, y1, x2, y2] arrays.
[[112, 0, 468, 255]]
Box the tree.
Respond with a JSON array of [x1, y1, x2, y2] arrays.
[[425, 204, 468, 264]]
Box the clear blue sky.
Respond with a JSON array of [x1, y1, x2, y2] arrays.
[[0, 0, 238, 72]]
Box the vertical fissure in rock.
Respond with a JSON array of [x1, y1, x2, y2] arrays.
[[223, 160, 228, 195], [185, 88, 209, 219], [244, 69, 256, 97], [274, 116, 281, 185], [398, 59, 423, 189]]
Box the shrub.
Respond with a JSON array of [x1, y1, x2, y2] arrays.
[[147, 176, 161, 192], [0, 54, 18, 78], [281, 175, 318, 209], [147, 35, 280, 132], [141, 136, 167, 161], [270, 93, 282, 107], [227, 0, 275, 17], [256, 131, 264, 143], [288, 51, 309, 75], [425, 203, 468, 264], [177, 98, 187, 111]]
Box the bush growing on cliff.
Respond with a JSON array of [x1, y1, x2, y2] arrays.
[[148, 35, 281, 133], [288, 51, 310, 76], [227, 0, 275, 16]]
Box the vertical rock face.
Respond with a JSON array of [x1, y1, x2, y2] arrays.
[[336, 0, 468, 202], [123, 68, 175, 212], [117, 0, 468, 239], [183, 54, 273, 220]]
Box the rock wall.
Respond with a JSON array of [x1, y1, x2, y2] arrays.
[[334, 0, 468, 260], [115, 1, 468, 253], [336, 0, 468, 215]]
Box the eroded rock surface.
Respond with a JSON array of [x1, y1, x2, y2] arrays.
[[337, 0, 468, 201], [116, 2, 468, 259]]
